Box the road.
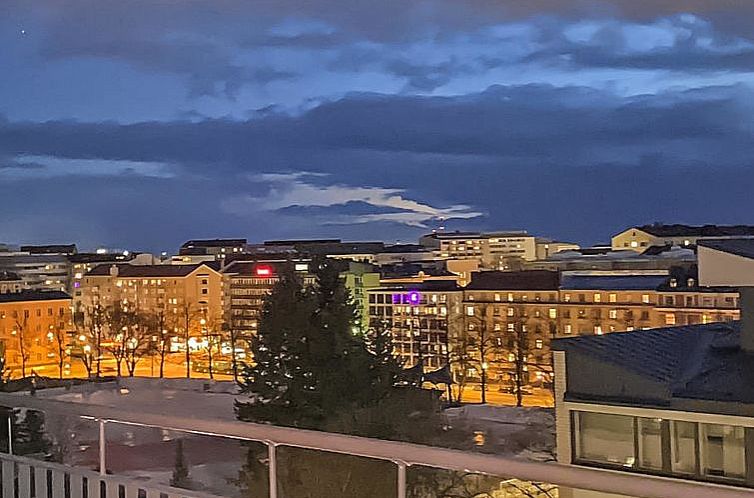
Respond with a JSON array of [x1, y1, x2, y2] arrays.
[[10, 355, 553, 407]]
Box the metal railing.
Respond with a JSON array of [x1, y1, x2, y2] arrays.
[[1, 392, 754, 498]]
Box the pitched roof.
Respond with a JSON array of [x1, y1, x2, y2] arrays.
[[553, 322, 754, 405], [638, 224, 754, 238], [181, 239, 247, 248], [560, 274, 668, 291], [87, 263, 219, 278], [698, 238, 754, 260], [465, 270, 560, 291], [0, 290, 71, 303]]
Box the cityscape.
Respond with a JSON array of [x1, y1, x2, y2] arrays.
[[3, 1, 754, 498]]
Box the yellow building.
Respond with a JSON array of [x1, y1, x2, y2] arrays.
[[612, 224, 754, 252], [77, 263, 228, 347], [0, 290, 72, 374]]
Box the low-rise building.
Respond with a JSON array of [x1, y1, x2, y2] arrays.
[[0, 271, 25, 294], [420, 231, 538, 269], [0, 290, 72, 372], [612, 224, 754, 252]]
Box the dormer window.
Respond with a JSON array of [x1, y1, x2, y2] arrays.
[[687, 278, 695, 287], [669, 278, 677, 288]]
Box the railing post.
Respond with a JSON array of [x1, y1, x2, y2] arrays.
[[98, 419, 106, 475], [267, 442, 277, 498], [6, 414, 12, 455], [396, 461, 407, 498]]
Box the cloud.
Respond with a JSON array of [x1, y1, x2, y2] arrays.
[[222, 173, 483, 228], [0, 155, 175, 180]]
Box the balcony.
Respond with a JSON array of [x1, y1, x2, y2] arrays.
[[0, 387, 753, 498]]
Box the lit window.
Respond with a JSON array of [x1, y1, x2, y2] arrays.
[[609, 310, 618, 319], [548, 308, 557, 319], [630, 241, 639, 248], [465, 306, 474, 317], [609, 293, 617, 303], [535, 339, 543, 349], [642, 294, 650, 304], [507, 293, 514, 302], [494, 293, 501, 302], [564, 324, 572, 334], [594, 325, 603, 335], [563, 294, 571, 302], [665, 313, 676, 325], [593, 293, 601, 303], [507, 307, 514, 317]]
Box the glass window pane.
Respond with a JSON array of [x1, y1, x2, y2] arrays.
[[637, 418, 663, 470], [576, 412, 635, 467], [671, 421, 697, 474], [701, 424, 745, 480]]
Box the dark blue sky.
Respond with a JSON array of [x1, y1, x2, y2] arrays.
[[2, 1, 754, 252]]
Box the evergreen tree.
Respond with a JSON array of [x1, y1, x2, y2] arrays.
[[236, 264, 323, 426], [170, 439, 191, 488]]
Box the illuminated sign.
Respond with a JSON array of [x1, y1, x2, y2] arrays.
[[255, 265, 273, 276], [407, 290, 421, 305]]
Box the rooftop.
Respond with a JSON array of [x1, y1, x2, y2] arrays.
[[19, 244, 77, 255], [180, 238, 247, 248], [465, 270, 560, 291], [698, 238, 754, 260], [638, 223, 754, 238], [554, 321, 754, 408], [0, 290, 70, 303], [560, 273, 669, 291], [87, 262, 220, 278]]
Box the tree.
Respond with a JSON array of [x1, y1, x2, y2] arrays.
[[170, 439, 191, 489], [12, 409, 51, 458], [224, 322, 243, 383], [13, 311, 32, 378], [153, 307, 175, 378], [200, 311, 224, 380], [178, 303, 200, 379], [124, 318, 152, 377], [73, 304, 106, 378], [49, 321, 69, 380]]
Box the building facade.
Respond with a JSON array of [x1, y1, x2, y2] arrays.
[[420, 231, 538, 269], [0, 291, 73, 373], [612, 224, 754, 252]]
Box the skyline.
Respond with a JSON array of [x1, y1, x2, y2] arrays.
[[3, 1, 754, 251]]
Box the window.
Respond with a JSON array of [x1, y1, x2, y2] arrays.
[[564, 324, 572, 335], [637, 418, 663, 471], [665, 313, 676, 326], [700, 424, 745, 479], [609, 293, 617, 303], [201, 289, 208, 295], [593, 293, 601, 303], [609, 309, 618, 319], [535, 339, 543, 349], [642, 294, 651, 304], [671, 421, 697, 475], [564, 294, 571, 302], [575, 412, 635, 467], [507, 293, 514, 302], [494, 293, 501, 302], [465, 306, 475, 317], [507, 307, 514, 317], [594, 325, 602, 335], [548, 308, 557, 319]]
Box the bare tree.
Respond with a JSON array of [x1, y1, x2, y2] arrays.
[[73, 304, 106, 378], [49, 321, 69, 380], [201, 312, 225, 380], [179, 303, 199, 378], [13, 310, 32, 378], [153, 307, 175, 378], [124, 318, 152, 377], [104, 303, 137, 376]]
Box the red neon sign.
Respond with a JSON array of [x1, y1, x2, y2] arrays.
[[255, 265, 273, 276]]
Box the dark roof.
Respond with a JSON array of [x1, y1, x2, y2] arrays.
[[264, 239, 341, 246], [0, 290, 71, 303], [560, 274, 668, 291], [638, 224, 754, 238], [372, 280, 462, 293], [20, 244, 77, 255], [87, 263, 219, 277], [180, 239, 247, 249], [0, 271, 21, 281], [554, 322, 754, 405], [68, 253, 134, 264], [465, 270, 560, 291], [380, 244, 428, 254], [222, 260, 311, 276], [698, 238, 754, 260]]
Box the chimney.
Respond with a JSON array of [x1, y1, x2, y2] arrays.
[[740, 287, 754, 353], [109, 264, 119, 277]]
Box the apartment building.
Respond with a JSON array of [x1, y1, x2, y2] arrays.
[[0, 250, 72, 292], [0, 271, 25, 294], [222, 259, 316, 340], [367, 281, 462, 370], [178, 238, 248, 262], [419, 231, 538, 269], [77, 263, 227, 343], [612, 224, 754, 252], [69, 252, 156, 293], [0, 290, 72, 371], [460, 270, 560, 388]]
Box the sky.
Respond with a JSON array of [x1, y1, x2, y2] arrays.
[[2, 1, 754, 252]]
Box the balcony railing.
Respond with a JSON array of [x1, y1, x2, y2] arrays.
[[1, 391, 754, 498]]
